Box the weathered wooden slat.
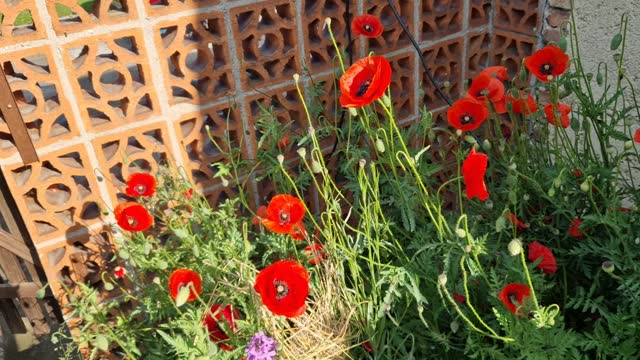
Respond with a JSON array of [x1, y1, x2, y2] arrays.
[[0, 281, 43, 299], [0, 229, 33, 263], [0, 65, 38, 165]]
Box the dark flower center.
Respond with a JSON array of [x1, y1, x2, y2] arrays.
[[363, 24, 373, 33], [278, 210, 290, 224], [135, 184, 146, 194], [356, 79, 372, 97], [460, 113, 474, 125], [539, 63, 553, 75], [274, 280, 289, 300]]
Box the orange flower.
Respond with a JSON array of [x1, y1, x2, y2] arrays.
[[261, 195, 306, 235], [339, 56, 392, 108], [506, 91, 538, 115], [480, 66, 508, 81], [462, 147, 489, 201], [125, 173, 157, 197], [498, 283, 531, 316], [544, 103, 571, 128], [254, 260, 309, 318], [525, 45, 570, 82], [168, 269, 202, 303], [303, 243, 325, 265], [351, 14, 384, 38], [447, 97, 489, 131], [527, 241, 557, 274], [114, 202, 153, 232]]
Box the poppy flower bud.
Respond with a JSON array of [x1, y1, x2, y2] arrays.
[[553, 177, 562, 188], [297, 147, 307, 158], [277, 154, 284, 165], [484, 200, 494, 209], [349, 108, 358, 117], [456, 129, 463, 137], [293, 73, 300, 82], [438, 273, 447, 286], [548, 187, 555, 197], [324, 17, 332, 27], [508, 238, 523, 256], [381, 94, 391, 107], [465, 245, 473, 253], [508, 163, 517, 171], [606, 146, 615, 155], [311, 160, 323, 174], [624, 141, 633, 150], [482, 139, 492, 151], [359, 159, 367, 168], [602, 261, 615, 274], [464, 135, 477, 145], [523, 194, 530, 201], [456, 228, 467, 238], [580, 180, 590, 192], [375, 138, 385, 153]]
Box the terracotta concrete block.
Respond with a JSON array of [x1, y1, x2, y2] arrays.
[[62, 29, 160, 133], [0, 0, 46, 46], [387, 51, 416, 121], [0, 46, 79, 159], [364, 0, 414, 55], [467, 32, 491, 80], [469, 0, 492, 28], [1, 146, 106, 244], [421, 37, 464, 109], [46, 0, 139, 35], [91, 122, 172, 205], [302, 0, 359, 74], [174, 103, 247, 190], [421, 0, 464, 41], [490, 29, 536, 80], [155, 11, 235, 105], [230, 1, 302, 91], [146, 0, 220, 16], [494, 0, 540, 35]]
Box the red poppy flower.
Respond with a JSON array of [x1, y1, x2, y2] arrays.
[[468, 73, 505, 104], [125, 173, 157, 197], [525, 45, 570, 82], [291, 220, 308, 241], [569, 218, 584, 239], [480, 66, 508, 81], [252, 205, 268, 226], [447, 97, 489, 131], [339, 56, 392, 108], [114, 202, 154, 232], [304, 243, 325, 265], [277, 136, 290, 151], [634, 128, 640, 143], [527, 241, 557, 274], [462, 147, 489, 201], [203, 305, 240, 351], [168, 269, 202, 303], [453, 292, 466, 304], [572, 168, 583, 178], [114, 266, 126, 279], [544, 103, 571, 128], [363, 340, 374, 353], [620, 207, 632, 212], [254, 260, 309, 318], [506, 91, 538, 115], [506, 212, 527, 230], [498, 283, 531, 316], [261, 195, 306, 235], [351, 14, 384, 38]]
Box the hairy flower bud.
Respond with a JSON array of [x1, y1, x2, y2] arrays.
[[580, 180, 590, 192], [602, 261, 615, 274], [277, 154, 284, 165], [508, 239, 523, 256], [297, 147, 307, 159], [375, 138, 386, 153], [455, 228, 467, 238], [482, 139, 492, 151], [311, 159, 323, 174], [438, 273, 447, 286]]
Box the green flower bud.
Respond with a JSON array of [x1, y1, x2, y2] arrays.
[[548, 187, 556, 197], [375, 138, 386, 153], [456, 228, 467, 238], [277, 154, 284, 165], [624, 141, 633, 150], [482, 139, 492, 151], [297, 147, 307, 158], [438, 273, 447, 286], [311, 160, 323, 174], [580, 180, 590, 192], [602, 261, 615, 274], [508, 239, 523, 256]]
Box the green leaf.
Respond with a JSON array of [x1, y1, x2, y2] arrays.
[[175, 286, 191, 307], [610, 33, 622, 50], [173, 228, 189, 240], [609, 129, 629, 141], [558, 37, 568, 52], [94, 335, 109, 352]]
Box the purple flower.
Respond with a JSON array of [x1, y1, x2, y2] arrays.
[[245, 331, 277, 360]]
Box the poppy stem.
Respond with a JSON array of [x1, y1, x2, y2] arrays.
[[519, 250, 542, 314], [385, 0, 453, 106]]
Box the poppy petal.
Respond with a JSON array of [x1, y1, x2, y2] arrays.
[[114, 202, 154, 232], [339, 56, 392, 108], [527, 241, 557, 274], [351, 14, 384, 38], [498, 283, 531, 316], [525, 45, 570, 82], [462, 148, 489, 201], [254, 260, 309, 318], [447, 97, 489, 131]]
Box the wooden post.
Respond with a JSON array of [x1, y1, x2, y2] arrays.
[[0, 65, 38, 165]]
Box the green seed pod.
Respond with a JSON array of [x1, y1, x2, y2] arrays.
[[548, 187, 556, 197], [580, 180, 590, 192], [464, 135, 477, 145], [482, 139, 492, 151], [610, 33, 623, 50], [602, 261, 615, 274], [624, 141, 633, 150], [456, 228, 467, 238]]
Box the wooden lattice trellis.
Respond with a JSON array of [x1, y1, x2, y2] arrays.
[[0, 0, 541, 337]]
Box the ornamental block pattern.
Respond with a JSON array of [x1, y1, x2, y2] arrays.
[[0, 0, 541, 315]]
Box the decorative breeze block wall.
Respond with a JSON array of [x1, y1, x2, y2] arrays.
[[0, 0, 540, 311]]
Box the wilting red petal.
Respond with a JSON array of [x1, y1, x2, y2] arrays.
[[498, 283, 531, 316], [203, 305, 240, 350], [253, 205, 268, 226], [168, 269, 202, 302], [261, 195, 305, 234], [572, 168, 583, 178], [291, 220, 308, 241], [525, 45, 570, 82], [544, 103, 571, 128], [447, 97, 489, 131], [125, 173, 157, 197], [506, 212, 527, 229], [569, 218, 584, 239], [506, 91, 538, 115], [453, 292, 466, 304], [114, 202, 154, 232], [480, 66, 508, 81], [634, 128, 640, 143], [351, 14, 384, 38], [339, 56, 392, 108], [462, 147, 489, 201], [254, 260, 309, 318], [304, 243, 325, 265], [527, 241, 557, 274]]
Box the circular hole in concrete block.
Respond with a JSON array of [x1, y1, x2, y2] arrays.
[[99, 69, 127, 94], [185, 48, 209, 73], [45, 183, 71, 206]]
